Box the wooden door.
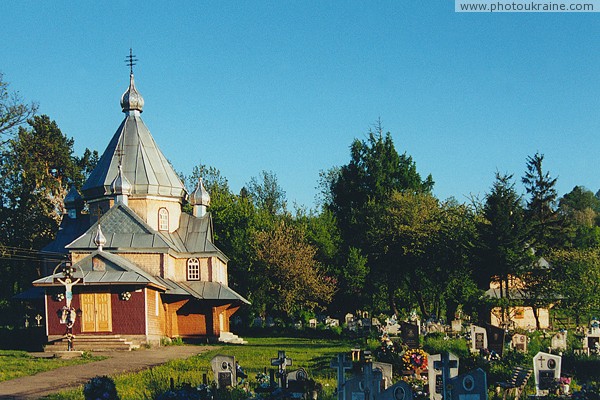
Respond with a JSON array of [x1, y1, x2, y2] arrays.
[[81, 292, 112, 332]]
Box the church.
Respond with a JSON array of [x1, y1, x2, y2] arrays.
[[33, 67, 248, 349]]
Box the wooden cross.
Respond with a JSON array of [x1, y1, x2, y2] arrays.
[[330, 353, 353, 400]]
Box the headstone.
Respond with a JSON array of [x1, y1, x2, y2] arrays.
[[448, 368, 488, 400], [387, 322, 400, 335], [343, 365, 383, 400], [345, 313, 355, 325], [287, 368, 309, 395], [271, 350, 293, 388], [511, 333, 527, 353], [486, 324, 505, 356], [401, 322, 420, 349], [331, 353, 353, 400], [451, 319, 462, 333], [550, 331, 567, 352], [584, 333, 600, 354], [590, 317, 600, 334], [372, 361, 393, 390], [470, 325, 487, 353], [309, 318, 318, 328], [428, 352, 459, 400], [377, 381, 413, 400], [533, 351, 561, 396], [210, 354, 237, 388], [326, 317, 340, 327]]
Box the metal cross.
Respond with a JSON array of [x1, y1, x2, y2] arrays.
[[330, 353, 353, 400], [125, 48, 138, 75], [114, 147, 125, 166], [271, 350, 292, 388], [433, 352, 459, 400]]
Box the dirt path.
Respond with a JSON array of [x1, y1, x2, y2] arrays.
[[0, 345, 214, 400]]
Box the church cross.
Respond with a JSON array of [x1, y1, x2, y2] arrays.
[[114, 147, 125, 166], [125, 48, 138, 75]]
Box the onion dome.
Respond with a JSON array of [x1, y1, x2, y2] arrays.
[[64, 186, 84, 209], [190, 178, 210, 207], [120, 73, 144, 113], [94, 224, 107, 251], [110, 164, 132, 196]]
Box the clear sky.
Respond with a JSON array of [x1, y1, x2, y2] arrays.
[[2, 1, 599, 209]]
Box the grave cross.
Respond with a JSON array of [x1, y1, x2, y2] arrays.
[[433, 352, 459, 400], [271, 350, 292, 388], [35, 314, 43, 327], [537, 355, 546, 368], [330, 353, 353, 400]]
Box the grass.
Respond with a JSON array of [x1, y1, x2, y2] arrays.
[[0, 350, 105, 382], [44, 337, 355, 400]]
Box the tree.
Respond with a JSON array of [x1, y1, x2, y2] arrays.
[[558, 186, 600, 248], [522, 153, 562, 254], [0, 73, 38, 140], [246, 170, 287, 216], [253, 221, 335, 315], [549, 248, 600, 325], [0, 116, 86, 302], [476, 173, 532, 324]]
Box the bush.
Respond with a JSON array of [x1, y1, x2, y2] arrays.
[[83, 376, 120, 400]]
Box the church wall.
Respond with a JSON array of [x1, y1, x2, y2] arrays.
[[146, 288, 166, 342], [128, 197, 181, 233], [491, 306, 550, 329], [120, 253, 162, 276], [164, 298, 210, 337]]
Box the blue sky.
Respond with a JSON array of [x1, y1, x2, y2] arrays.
[[2, 1, 599, 209]]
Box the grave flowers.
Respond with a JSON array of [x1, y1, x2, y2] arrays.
[[402, 348, 428, 375]]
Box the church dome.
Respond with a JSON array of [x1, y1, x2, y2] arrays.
[[190, 178, 210, 206], [110, 164, 132, 196], [120, 73, 144, 113]]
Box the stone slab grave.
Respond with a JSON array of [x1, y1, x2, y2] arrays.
[[550, 331, 567, 352], [584, 332, 600, 354], [448, 368, 488, 400], [533, 351, 561, 396], [372, 361, 393, 390], [470, 325, 487, 353], [428, 352, 459, 400], [210, 354, 237, 388], [401, 322, 420, 349], [511, 333, 527, 353], [486, 324, 505, 357]]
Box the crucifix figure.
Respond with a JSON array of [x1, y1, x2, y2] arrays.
[[57, 276, 80, 309], [271, 350, 293, 388]]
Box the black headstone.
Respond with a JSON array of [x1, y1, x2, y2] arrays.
[[401, 322, 419, 349], [486, 324, 505, 356]]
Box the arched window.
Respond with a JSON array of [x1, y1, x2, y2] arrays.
[[187, 258, 200, 281], [158, 208, 169, 231]]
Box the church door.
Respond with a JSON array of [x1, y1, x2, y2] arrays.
[[81, 293, 113, 332]]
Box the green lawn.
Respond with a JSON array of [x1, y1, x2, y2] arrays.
[[0, 350, 105, 382], [45, 337, 355, 400]]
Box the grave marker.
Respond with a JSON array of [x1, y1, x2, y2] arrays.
[[377, 381, 413, 400], [550, 331, 567, 352], [210, 355, 237, 388], [533, 351, 561, 396], [470, 325, 487, 353], [401, 322, 420, 349], [448, 368, 488, 400], [486, 324, 505, 357], [511, 333, 527, 353], [330, 353, 353, 400], [428, 352, 459, 400], [271, 350, 293, 388]]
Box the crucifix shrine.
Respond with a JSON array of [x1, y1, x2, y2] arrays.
[[330, 353, 353, 400], [271, 350, 293, 388]]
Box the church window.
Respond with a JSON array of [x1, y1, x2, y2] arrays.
[[187, 258, 200, 281], [158, 208, 169, 231]]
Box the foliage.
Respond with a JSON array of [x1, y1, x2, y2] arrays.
[[422, 334, 470, 359], [246, 170, 287, 216], [0, 72, 38, 139], [83, 375, 120, 400]]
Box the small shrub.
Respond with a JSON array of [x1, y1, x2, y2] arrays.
[[83, 375, 120, 400]]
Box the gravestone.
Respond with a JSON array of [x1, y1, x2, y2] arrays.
[[590, 318, 600, 335], [210, 354, 237, 388], [271, 350, 293, 388], [448, 368, 488, 400], [330, 353, 353, 400], [326, 317, 340, 327], [342, 366, 383, 400], [470, 325, 487, 353], [585, 333, 600, 354], [550, 331, 567, 352], [486, 324, 505, 356], [377, 381, 413, 400], [372, 361, 393, 390], [533, 351, 561, 396], [428, 352, 459, 400], [511, 333, 527, 353], [451, 319, 462, 333], [309, 318, 318, 328], [287, 367, 309, 396], [345, 313, 355, 325], [401, 322, 420, 349]]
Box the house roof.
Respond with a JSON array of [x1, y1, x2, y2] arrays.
[[156, 277, 250, 304], [81, 74, 186, 201], [33, 250, 165, 288]]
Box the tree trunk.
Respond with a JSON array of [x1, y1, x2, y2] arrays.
[[532, 305, 541, 330]]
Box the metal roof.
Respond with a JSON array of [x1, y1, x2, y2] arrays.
[[81, 114, 186, 201], [156, 277, 250, 304], [33, 250, 165, 288]]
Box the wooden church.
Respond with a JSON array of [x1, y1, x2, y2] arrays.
[[33, 68, 248, 349]]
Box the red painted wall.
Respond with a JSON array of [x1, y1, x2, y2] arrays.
[[46, 286, 145, 336]]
